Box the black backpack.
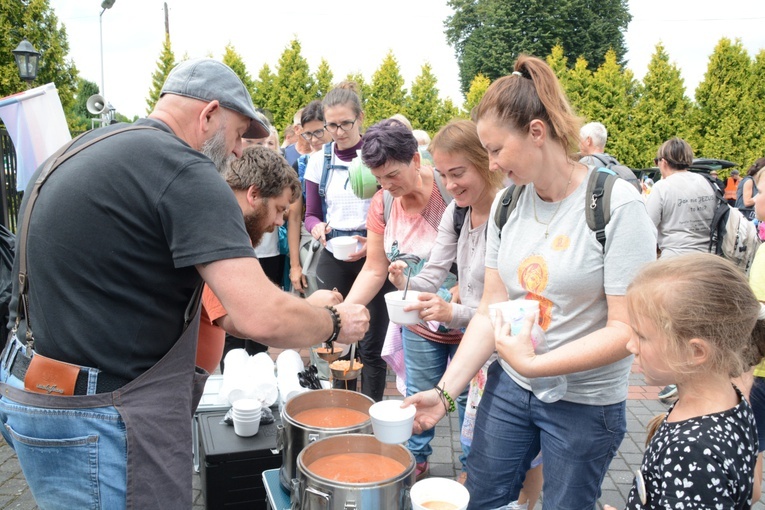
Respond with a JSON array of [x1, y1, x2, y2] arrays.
[[493, 168, 618, 251], [590, 154, 641, 193]]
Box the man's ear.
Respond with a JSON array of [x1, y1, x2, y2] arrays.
[[247, 185, 262, 206], [199, 100, 221, 134]]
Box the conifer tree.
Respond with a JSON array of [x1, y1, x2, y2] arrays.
[[253, 64, 277, 113], [313, 59, 333, 101], [272, 39, 315, 134], [631, 43, 693, 167], [366, 51, 407, 124], [745, 50, 765, 166], [405, 64, 443, 133], [145, 33, 176, 114], [345, 72, 371, 113], [565, 56, 594, 121], [586, 50, 640, 167], [463, 73, 491, 117], [694, 38, 752, 165], [222, 44, 255, 97]]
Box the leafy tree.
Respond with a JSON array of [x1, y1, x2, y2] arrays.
[[366, 51, 407, 125], [631, 43, 693, 168], [145, 33, 175, 114], [272, 38, 315, 134], [463, 73, 491, 118], [694, 38, 752, 166], [405, 64, 442, 133], [70, 77, 100, 132], [222, 43, 255, 97], [445, 0, 630, 94], [314, 59, 333, 100], [0, 0, 79, 130], [252, 63, 277, 113]]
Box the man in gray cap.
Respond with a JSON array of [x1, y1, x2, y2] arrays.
[[0, 58, 369, 509]]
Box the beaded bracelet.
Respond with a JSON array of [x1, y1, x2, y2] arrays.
[[434, 384, 456, 414], [324, 306, 342, 348]]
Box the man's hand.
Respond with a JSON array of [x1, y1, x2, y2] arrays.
[[306, 289, 343, 307], [334, 303, 370, 344]]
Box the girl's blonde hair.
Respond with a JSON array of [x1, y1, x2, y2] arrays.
[[627, 253, 765, 378]]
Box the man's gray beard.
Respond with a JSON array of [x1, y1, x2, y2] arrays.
[[200, 126, 233, 173]]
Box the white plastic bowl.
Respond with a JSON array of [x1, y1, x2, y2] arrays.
[[368, 399, 416, 444], [330, 237, 358, 260], [384, 290, 422, 325], [410, 477, 470, 510]]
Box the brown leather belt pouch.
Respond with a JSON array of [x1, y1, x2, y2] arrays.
[[24, 354, 80, 395]]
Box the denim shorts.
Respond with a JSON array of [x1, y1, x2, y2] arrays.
[[465, 361, 626, 509]]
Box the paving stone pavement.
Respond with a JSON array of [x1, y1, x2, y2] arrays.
[[0, 361, 763, 509]]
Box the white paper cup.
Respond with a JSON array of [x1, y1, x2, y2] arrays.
[[369, 400, 416, 444], [330, 237, 358, 260], [410, 477, 470, 510], [488, 299, 539, 329], [384, 290, 422, 325], [233, 416, 260, 437]]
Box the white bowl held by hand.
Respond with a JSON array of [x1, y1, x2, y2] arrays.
[[384, 290, 421, 325], [368, 399, 416, 444], [330, 237, 358, 261]]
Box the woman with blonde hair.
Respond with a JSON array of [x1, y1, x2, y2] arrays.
[[404, 56, 656, 508]]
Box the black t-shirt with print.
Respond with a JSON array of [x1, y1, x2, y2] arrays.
[[625, 387, 757, 509]]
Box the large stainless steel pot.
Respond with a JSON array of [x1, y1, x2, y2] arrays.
[[278, 389, 374, 490], [291, 434, 415, 510]]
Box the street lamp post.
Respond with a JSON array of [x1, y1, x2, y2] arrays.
[[12, 39, 41, 87], [99, 0, 116, 98]]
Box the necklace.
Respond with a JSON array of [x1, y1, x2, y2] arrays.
[[533, 164, 575, 239]]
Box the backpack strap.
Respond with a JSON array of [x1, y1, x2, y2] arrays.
[[585, 168, 618, 252], [494, 184, 524, 239], [453, 205, 469, 238]]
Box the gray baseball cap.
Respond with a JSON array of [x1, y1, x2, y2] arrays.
[[160, 58, 270, 139]]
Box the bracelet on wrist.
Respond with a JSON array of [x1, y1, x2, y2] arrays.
[[434, 384, 456, 414], [324, 305, 342, 348]]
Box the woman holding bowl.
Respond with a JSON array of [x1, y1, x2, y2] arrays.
[[345, 118, 464, 480], [403, 55, 656, 508]]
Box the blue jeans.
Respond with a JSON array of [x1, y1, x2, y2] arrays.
[[402, 327, 467, 466], [466, 361, 626, 510], [0, 343, 128, 509], [749, 376, 765, 452]]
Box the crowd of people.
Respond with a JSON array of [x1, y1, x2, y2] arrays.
[[0, 53, 764, 510]]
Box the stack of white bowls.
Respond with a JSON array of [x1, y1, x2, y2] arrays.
[[276, 350, 307, 406], [231, 398, 262, 437]]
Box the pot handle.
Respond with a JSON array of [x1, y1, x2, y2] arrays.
[[402, 487, 412, 510], [290, 478, 301, 510], [308, 432, 320, 443], [276, 424, 284, 452], [305, 485, 331, 509]]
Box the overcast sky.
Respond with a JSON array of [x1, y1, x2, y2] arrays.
[[47, 0, 765, 121]]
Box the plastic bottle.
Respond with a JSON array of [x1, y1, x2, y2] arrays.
[[506, 300, 567, 403]]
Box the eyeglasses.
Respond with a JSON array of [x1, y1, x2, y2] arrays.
[[301, 128, 326, 141], [324, 118, 357, 133]]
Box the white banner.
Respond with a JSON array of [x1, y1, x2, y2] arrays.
[[0, 83, 72, 191]]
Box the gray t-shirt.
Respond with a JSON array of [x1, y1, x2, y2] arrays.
[[645, 171, 716, 258], [407, 200, 490, 329], [486, 168, 657, 405]]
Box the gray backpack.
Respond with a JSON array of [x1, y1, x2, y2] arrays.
[[590, 153, 641, 193]]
